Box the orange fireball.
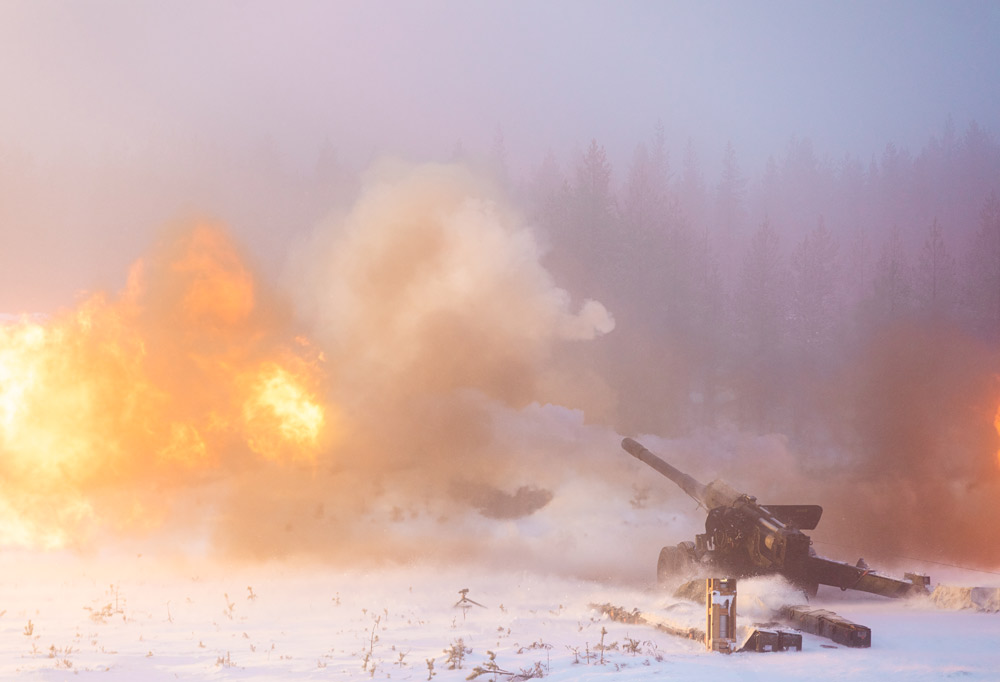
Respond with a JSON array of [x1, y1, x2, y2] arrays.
[[0, 223, 333, 549], [243, 361, 327, 463]]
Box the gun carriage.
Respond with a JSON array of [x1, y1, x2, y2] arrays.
[[621, 437, 928, 598]]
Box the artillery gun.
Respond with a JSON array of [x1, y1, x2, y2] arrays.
[[621, 437, 929, 598]]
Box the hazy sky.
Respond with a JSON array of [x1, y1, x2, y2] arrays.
[[1, 0, 997, 172], [0, 0, 998, 309]]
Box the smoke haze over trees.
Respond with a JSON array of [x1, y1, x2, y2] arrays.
[[518, 120, 1000, 437]]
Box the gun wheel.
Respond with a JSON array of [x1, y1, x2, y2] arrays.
[[657, 545, 693, 586]]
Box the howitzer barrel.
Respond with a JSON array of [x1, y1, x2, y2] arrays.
[[622, 437, 707, 505]]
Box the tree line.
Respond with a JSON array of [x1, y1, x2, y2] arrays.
[[500, 119, 1000, 448]]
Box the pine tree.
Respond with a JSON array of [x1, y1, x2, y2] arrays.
[[677, 138, 706, 231], [733, 218, 787, 428], [962, 192, 1000, 340], [790, 216, 840, 358], [869, 225, 912, 321], [568, 139, 616, 298], [738, 217, 785, 353], [489, 125, 510, 190], [914, 218, 957, 317], [716, 141, 747, 234]]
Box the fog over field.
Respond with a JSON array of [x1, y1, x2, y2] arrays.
[[0, 6, 999, 677]]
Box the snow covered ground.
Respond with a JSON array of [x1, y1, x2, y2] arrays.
[[2, 551, 997, 681]]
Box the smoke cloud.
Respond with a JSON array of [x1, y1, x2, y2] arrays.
[[2, 159, 998, 587], [812, 321, 1000, 569], [0, 162, 636, 579], [216, 160, 619, 565]]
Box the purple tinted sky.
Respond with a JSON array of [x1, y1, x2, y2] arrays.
[[1, 0, 997, 173], [0, 0, 998, 310]]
